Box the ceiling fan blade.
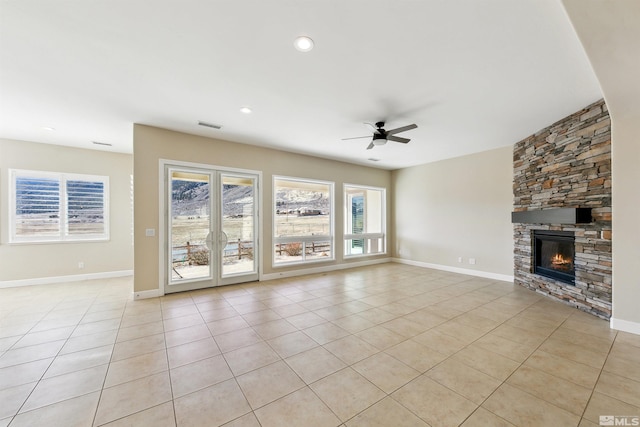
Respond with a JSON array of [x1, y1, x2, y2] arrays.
[[342, 135, 372, 140], [387, 135, 410, 144], [366, 141, 375, 150], [386, 123, 417, 135], [364, 122, 382, 134]]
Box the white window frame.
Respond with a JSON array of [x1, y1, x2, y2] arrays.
[[9, 169, 110, 243], [273, 175, 334, 266], [344, 184, 386, 258]]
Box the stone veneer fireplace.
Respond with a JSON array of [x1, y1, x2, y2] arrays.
[[512, 99, 612, 319]]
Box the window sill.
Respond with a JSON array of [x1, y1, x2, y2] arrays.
[[343, 252, 387, 259], [8, 238, 110, 246], [272, 257, 335, 268]]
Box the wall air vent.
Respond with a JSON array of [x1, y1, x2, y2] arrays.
[[198, 121, 222, 130]]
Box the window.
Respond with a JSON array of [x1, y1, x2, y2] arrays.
[[10, 169, 109, 243], [344, 185, 385, 257], [273, 176, 333, 265]]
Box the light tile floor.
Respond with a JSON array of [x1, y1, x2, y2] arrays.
[[1, 264, 639, 426]]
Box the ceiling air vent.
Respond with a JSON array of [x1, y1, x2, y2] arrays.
[[198, 121, 222, 130], [367, 158, 380, 162], [92, 141, 112, 146]]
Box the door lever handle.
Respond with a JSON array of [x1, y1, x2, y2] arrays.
[[205, 231, 214, 250]]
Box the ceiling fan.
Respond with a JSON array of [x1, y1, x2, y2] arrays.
[[343, 121, 418, 150]]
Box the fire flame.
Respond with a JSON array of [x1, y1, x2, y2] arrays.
[[551, 254, 571, 265]]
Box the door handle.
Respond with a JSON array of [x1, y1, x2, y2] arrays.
[[205, 231, 214, 250], [206, 231, 228, 250]]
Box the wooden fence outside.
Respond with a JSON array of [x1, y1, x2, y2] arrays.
[[275, 242, 331, 256], [172, 239, 253, 265]]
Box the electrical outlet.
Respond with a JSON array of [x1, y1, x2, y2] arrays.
[[145, 228, 155, 237], [78, 262, 84, 269], [469, 258, 476, 265], [457, 257, 463, 263]]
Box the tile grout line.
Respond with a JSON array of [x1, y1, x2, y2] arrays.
[[392, 290, 539, 426], [463, 311, 607, 426], [577, 329, 620, 424], [9, 285, 111, 425], [90, 287, 128, 427]]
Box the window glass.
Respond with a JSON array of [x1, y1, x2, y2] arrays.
[[10, 169, 109, 242], [274, 177, 333, 265], [67, 179, 106, 235], [344, 185, 385, 257], [14, 174, 61, 238]]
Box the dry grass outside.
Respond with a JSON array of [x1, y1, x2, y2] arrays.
[[171, 214, 330, 247], [283, 242, 302, 256], [188, 248, 210, 265], [171, 216, 251, 246], [274, 214, 330, 237], [15, 214, 105, 236]]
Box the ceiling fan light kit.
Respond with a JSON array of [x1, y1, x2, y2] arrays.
[[373, 135, 387, 146]]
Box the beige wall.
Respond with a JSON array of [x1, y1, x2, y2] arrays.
[[0, 139, 133, 282], [391, 146, 513, 277], [133, 125, 391, 293], [611, 116, 640, 325], [562, 0, 640, 329]]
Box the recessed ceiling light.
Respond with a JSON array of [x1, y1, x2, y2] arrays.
[[42, 126, 56, 131], [294, 36, 314, 52], [240, 107, 252, 114]]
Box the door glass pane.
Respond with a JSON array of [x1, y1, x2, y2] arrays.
[[221, 175, 256, 276], [170, 171, 212, 282]]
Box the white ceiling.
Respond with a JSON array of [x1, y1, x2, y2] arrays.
[[0, 0, 603, 170]]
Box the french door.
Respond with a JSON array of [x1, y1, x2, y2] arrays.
[[163, 163, 259, 294]]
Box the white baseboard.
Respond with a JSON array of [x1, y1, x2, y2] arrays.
[[610, 317, 640, 336], [133, 289, 163, 300], [0, 270, 133, 289], [391, 258, 514, 283], [260, 257, 391, 282]]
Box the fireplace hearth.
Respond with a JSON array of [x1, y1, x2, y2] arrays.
[[533, 230, 575, 285]]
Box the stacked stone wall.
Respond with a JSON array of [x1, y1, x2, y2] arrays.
[[513, 99, 612, 319]]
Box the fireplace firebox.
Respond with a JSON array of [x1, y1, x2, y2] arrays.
[[533, 230, 575, 285]]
